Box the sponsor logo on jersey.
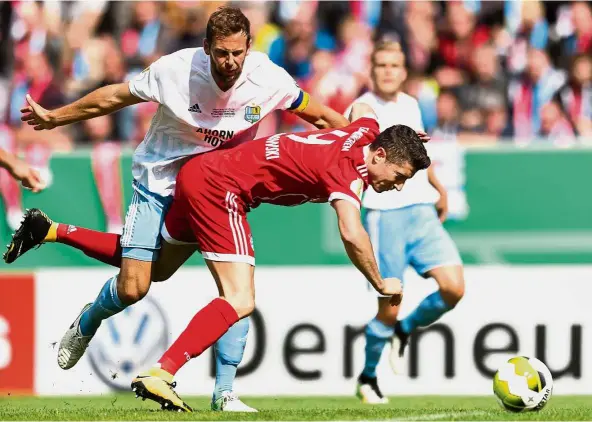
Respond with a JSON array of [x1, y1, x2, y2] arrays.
[[350, 178, 364, 199], [188, 103, 201, 113], [195, 127, 235, 147], [212, 108, 236, 118], [245, 105, 261, 123]]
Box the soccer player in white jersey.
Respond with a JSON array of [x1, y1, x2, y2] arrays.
[[346, 41, 466, 404], [7, 7, 349, 412]]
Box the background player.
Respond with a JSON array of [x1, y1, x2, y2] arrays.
[[6, 7, 349, 412], [346, 40, 465, 404], [128, 103, 431, 411]]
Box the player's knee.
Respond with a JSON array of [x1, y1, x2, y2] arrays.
[[438, 273, 465, 307], [226, 294, 255, 319], [117, 272, 151, 304]]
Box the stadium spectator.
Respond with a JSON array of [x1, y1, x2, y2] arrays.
[[510, 48, 566, 139], [502, 0, 549, 76], [120, 2, 169, 72], [268, 2, 334, 79], [431, 89, 460, 142], [458, 43, 508, 131], [557, 2, 592, 61], [556, 54, 592, 136], [438, 2, 489, 74], [539, 100, 577, 145]]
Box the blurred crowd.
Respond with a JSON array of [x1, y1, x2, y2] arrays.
[[0, 0, 591, 230], [0, 0, 591, 153]]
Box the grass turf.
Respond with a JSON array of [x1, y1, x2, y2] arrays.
[[1, 395, 591, 420]]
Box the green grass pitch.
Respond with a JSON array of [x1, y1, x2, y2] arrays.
[[1, 395, 592, 421]]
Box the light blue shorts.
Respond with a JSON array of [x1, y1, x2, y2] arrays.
[[120, 181, 173, 262], [364, 204, 462, 289]]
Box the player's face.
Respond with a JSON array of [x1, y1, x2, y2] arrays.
[[204, 32, 250, 87], [368, 148, 416, 193], [371, 50, 407, 97]]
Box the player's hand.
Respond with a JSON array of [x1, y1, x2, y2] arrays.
[[20, 94, 56, 131], [435, 191, 448, 223], [416, 130, 430, 143], [10, 160, 46, 193], [380, 277, 403, 307]]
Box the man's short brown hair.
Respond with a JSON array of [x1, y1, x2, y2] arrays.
[[206, 6, 251, 44]]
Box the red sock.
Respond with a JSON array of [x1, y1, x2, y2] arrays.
[[158, 298, 239, 375], [56, 224, 122, 267]]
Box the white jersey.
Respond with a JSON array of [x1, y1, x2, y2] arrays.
[[346, 91, 439, 210], [128, 48, 302, 196]]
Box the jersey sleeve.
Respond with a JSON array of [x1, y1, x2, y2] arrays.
[[268, 62, 309, 112], [323, 167, 366, 210], [128, 57, 168, 103]]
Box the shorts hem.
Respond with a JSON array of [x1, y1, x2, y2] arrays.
[[418, 261, 463, 277], [161, 224, 198, 245], [202, 251, 255, 266], [122, 247, 159, 262]]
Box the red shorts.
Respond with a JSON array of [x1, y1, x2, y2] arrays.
[[161, 170, 255, 266]]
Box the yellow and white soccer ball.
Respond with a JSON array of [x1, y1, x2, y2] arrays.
[[493, 356, 553, 412]]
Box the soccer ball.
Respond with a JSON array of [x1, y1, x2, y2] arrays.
[[493, 356, 553, 412]]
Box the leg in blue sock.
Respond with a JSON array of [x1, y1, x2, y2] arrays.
[[212, 317, 250, 401], [400, 290, 452, 334], [362, 317, 394, 378], [400, 266, 465, 334], [79, 275, 126, 336]]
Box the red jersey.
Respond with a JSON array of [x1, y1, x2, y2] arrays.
[[165, 117, 380, 262], [179, 117, 380, 210]]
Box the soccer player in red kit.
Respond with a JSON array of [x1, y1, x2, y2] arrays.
[[130, 103, 431, 411]]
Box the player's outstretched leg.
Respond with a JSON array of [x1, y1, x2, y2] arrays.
[[211, 318, 257, 412], [3, 208, 122, 266], [3, 208, 52, 263], [389, 265, 464, 374]]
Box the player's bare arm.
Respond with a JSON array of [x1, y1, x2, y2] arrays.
[[348, 103, 378, 122], [0, 148, 45, 192], [332, 198, 402, 306], [293, 93, 350, 129], [20, 83, 145, 131], [428, 166, 448, 223]]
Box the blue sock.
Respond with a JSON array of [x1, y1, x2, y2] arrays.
[[361, 318, 394, 378], [212, 317, 250, 401], [79, 275, 126, 336], [400, 291, 452, 334]]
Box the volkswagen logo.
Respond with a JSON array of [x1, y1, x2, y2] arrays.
[[87, 296, 169, 390]]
